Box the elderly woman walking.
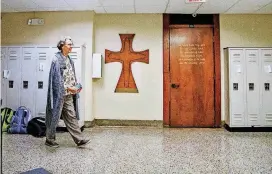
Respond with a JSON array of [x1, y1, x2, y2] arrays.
[[45, 37, 90, 148]]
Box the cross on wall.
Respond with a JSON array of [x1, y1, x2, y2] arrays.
[[105, 34, 149, 93]]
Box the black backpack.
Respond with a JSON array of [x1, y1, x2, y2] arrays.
[[27, 117, 46, 138]]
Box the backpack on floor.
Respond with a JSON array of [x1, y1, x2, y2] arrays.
[[1, 107, 14, 132], [27, 117, 46, 138], [8, 106, 31, 134]]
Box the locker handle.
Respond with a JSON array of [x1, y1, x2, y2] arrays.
[[265, 83, 270, 91], [171, 83, 180, 89], [249, 83, 254, 91], [233, 83, 238, 90], [23, 81, 28, 89], [9, 81, 14, 88], [38, 81, 43, 89]]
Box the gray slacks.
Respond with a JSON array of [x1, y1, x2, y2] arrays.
[[46, 95, 84, 144]]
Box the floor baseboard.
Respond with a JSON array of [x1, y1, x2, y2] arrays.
[[92, 119, 163, 127]]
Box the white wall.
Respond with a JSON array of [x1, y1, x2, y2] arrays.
[[220, 14, 272, 121], [2, 11, 271, 123], [93, 14, 163, 120], [1, 11, 95, 121]]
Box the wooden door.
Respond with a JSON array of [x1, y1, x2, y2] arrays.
[[169, 26, 215, 127]]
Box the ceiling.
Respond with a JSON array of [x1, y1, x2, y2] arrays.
[[1, 0, 272, 14]]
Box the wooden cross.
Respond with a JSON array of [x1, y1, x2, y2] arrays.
[[105, 34, 149, 93]]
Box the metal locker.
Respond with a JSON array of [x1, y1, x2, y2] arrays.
[[50, 46, 82, 83], [6, 47, 21, 110], [21, 47, 37, 117], [260, 49, 272, 126], [229, 48, 246, 126], [1, 47, 7, 107], [69, 46, 82, 83], [35, 47, 53, 118], [68, 47, 83, 123], [245, 49, 261, 126]]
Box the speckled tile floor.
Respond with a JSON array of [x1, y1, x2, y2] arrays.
[[2, 127, 272, 174]]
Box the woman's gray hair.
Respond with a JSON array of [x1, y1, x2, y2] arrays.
[[57, 36, 73, 51]]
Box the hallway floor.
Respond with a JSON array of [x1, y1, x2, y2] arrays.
[[2, 127, 272, 174]]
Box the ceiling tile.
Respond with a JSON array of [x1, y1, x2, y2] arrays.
[[65, 0, 101, 6], [66, 3, 100, 10], [135, 6, 166, 13], [2, 0, 38, 9], [168, 0, 200, 7], [2, 0, 272, 14], [71, 5, 101, 11], [100, 0, 134, 6], [197, 0, 239, 13], [38, 7, 74, 11], [135, 0, 168, 6], [166, 5, 198, 14], [13, 8, 47, 12], [226, 0, 272, 13], [255, 2, 272, 13], [33, 0, 69, 8], [93, 7, 106, 13], [1, 3, 17, 12], [104, 6, 135, 13], [65, 0, 100, 3]]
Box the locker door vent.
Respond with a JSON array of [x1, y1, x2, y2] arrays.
[[39, 52, 47, 60], [264, 54, 272, 57], [233, 54, 240, 57], [249, 115, 258, 121], [233, 114, 243, 120], [24, 52, 32, 60], [1, 53, 5, 59], [69, 52, 78, 60], [265, 114, 272, 122], [232, 114, 243, 125], [9, 51, 18, 60], [38, 112, 46, 117]]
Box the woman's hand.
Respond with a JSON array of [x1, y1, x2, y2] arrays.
[[67, 86, 78, 94]]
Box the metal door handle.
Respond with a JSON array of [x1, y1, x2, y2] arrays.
[[171, 84, 180, 88]]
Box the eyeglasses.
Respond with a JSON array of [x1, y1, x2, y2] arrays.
[[66, 44, 73, 46]]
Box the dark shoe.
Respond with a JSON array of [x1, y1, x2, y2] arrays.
[[45, 140, 59, 148], [77, 139, 91, 147]]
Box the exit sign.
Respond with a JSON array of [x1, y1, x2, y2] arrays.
[[185, 0, 206, 3]]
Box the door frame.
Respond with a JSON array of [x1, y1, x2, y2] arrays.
[[163, 14, 221, 127]]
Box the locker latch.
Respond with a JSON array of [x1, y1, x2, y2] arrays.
[[265, 83, 270, 91], [249, 83, 254, 91], [9, 81, 14, 88], [23, 81, 28, 89], [38, 81, 43, 89], [233, 83, 238, 90]]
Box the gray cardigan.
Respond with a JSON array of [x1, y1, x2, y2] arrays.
[[45, 52, 80, 133]]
